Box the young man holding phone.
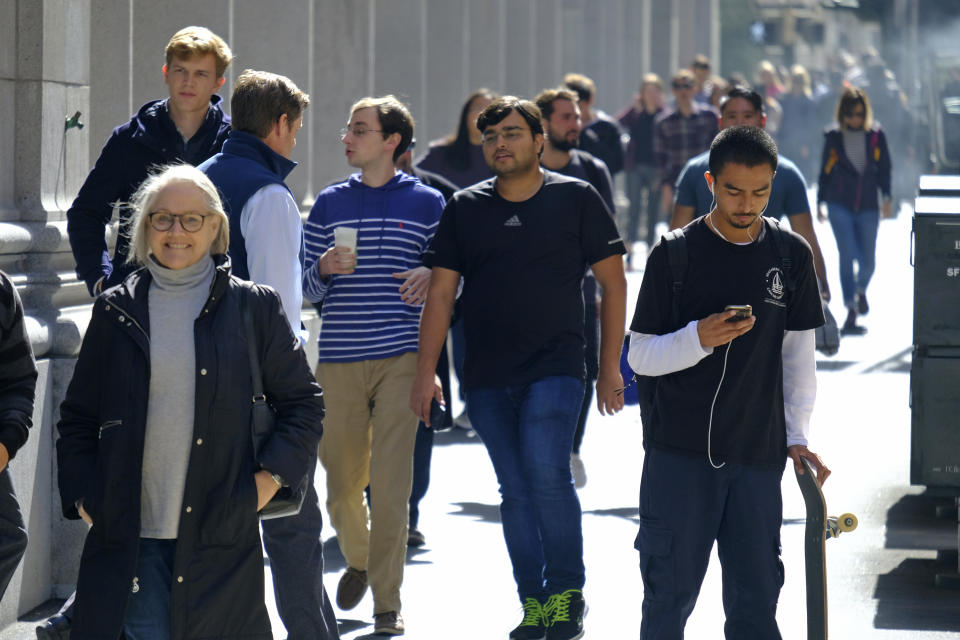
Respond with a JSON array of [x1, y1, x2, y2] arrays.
[[627, 126, 830, 639]]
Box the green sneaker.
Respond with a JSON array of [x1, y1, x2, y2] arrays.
[[544, 589, 585, 640], [509, 597, 546, 640]]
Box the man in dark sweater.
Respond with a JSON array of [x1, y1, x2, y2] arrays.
[[200, 71, 340, 640], [0, 270, 37, 601], [66, 27, 232, 296], [563, 73, 625, 178], [617, 74, 665, 254]]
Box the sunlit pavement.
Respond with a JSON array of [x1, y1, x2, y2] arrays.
[[4, 201, 958, 640], [273, 201, 960, 639]]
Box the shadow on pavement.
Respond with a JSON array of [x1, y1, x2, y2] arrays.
[[449, 501, 501, 523], [583, 506, 639, 523], [861, 347, 912, 374], [873, 490, 960, 632], [883, 492, 956, 551], [873, 556, 960, 631], [337, 618, 370, 635], [815, 360, 858, 372]]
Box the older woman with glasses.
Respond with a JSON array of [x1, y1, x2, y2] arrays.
[[56, 164, 324, 640], [817, 87, 893, 335]]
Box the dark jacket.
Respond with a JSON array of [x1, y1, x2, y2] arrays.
[[817, 126, 892, 212], [579, 113, 625, 176], [0, 271, 37, 460], [198, 132, 299, 281], [67, 97, 231, 295], [56, 256, 324, 640]]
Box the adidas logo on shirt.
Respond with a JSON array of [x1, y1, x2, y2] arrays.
[[504, 215, 522, 227]]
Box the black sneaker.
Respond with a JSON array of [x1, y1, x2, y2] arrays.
[[841, 308, 867, 336], [856, 291, 869, 315], [544, 589, 585, 640], [509, 597, 546, 640], [407, 527, 426, 547], [35, 614, 71, 640]]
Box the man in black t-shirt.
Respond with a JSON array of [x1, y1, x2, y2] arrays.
[[411, 97, 626, 640], [627, 126, 831, 639]]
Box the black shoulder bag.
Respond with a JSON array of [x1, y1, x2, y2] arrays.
[[240, 288, 308, 520]]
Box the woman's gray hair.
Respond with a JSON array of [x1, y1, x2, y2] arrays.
[[125, 164, 230, 265]]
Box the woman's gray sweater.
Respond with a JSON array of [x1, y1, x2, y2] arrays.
[[140, 255, 215, 538]]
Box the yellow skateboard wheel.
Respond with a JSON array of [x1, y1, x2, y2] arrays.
[[837, 513, 858, 532]]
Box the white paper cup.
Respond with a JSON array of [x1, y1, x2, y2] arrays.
[[333, 226, 358, 270]]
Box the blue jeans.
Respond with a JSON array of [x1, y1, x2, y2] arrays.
[[466, 375, 586, 600], [637, 448, 784, 640], [409, 421, 433, 529], [123, 538, 176, 640], [826, 203, 879, 308]]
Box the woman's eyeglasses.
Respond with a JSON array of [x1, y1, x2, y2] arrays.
[[148, 212, 209, 232]]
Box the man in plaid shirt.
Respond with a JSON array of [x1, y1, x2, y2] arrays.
[[653, 69, 719, 216]]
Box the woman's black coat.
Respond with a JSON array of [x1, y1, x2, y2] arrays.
[[56, 256, 324, 639]]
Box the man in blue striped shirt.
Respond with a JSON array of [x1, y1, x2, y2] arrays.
[[302, 95, 444, 637]]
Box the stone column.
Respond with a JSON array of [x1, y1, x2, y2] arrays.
[[1, 0, 94, 627]]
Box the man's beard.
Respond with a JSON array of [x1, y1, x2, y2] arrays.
[[549, 130, 579, 152]]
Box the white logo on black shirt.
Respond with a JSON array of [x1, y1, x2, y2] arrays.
[[504, 215, 522, 227], [765, 266, 786, 307]]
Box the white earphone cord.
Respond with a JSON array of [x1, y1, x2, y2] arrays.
[[706, 337, 734, 470]]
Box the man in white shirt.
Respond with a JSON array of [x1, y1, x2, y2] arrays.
[[200, 69, 339, 640]]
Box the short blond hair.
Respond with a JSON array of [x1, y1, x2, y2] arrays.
[[165, 26, 233, 78], [126, 164, 229, 266], [640, 73, 663, 91]]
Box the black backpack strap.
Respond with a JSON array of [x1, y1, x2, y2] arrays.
[[765, 217, 795, 293], [660, 227, 688, 329]]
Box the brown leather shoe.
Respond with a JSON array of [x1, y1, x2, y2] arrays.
[[374, 611, 405, 635], [336, 566, 368, 610]]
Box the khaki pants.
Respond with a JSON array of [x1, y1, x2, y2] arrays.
[[316, 352, 418, 614]]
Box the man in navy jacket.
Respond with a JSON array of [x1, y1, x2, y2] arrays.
[[66, 26, 232, 296]]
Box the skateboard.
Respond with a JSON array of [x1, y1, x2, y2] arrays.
[[795, 457, 858, 640]]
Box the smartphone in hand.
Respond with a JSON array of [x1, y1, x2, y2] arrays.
[[724, 304, 753, 323]]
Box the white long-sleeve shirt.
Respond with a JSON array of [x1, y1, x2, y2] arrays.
[[627, 324, 817, 447], [240, 184, 306, 344]]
